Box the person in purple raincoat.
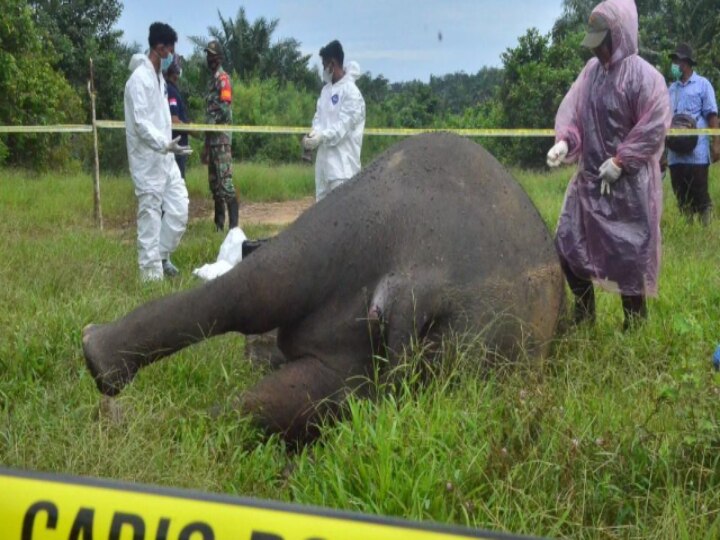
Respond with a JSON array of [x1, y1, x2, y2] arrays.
[[546, 0, 671, 330]]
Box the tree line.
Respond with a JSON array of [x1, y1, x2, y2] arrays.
[[1, 0, 717, 171]]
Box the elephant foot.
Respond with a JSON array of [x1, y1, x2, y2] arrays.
[[82, 324, 140, 396], [238, 356, 349, 443]]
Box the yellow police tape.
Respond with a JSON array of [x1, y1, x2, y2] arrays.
[[0, 122, 717, 137], [0, 468, 537, 540], [0, 125, 93, 134]]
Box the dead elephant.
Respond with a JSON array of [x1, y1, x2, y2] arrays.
[[83, 133, 564, 441]]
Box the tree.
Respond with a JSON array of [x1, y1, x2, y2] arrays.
[[356, 72, 390, 104], [0, 0, 83, 168], [190, 7, 316, 90], [28, 0, 133, 120], [494, 28, 585, 167], [552, 0, 596, 40], [555, 0, 720, 87], [428, 68, 503, 114], [638, 0, 720, 88]]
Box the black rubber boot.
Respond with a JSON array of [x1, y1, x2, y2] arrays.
[[560, 256, 595, 326], [227, 197, 239, 229], [573, 286, 596, 325], [214, 199, 225, 232], [621, 295, 647, 331]]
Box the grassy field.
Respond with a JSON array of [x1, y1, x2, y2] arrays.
[[1, 159, 719, 539]]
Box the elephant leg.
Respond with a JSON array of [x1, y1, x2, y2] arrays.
[[239, 355, 366, 443], [83, 268, 293, 396]]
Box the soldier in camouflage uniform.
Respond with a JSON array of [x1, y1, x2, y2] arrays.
[[202, 40, 239, 231]]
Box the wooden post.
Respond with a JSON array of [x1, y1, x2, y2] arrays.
[[88, 58, 103, 230]]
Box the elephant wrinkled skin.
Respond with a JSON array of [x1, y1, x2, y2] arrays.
[[82, 133, 564, 441]]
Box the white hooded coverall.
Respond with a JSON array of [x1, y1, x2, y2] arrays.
[[311, 61, 366, 200], [124, 54, 189, 281]]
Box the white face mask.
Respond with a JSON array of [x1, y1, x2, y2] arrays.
[[322, 67, 333, 84]]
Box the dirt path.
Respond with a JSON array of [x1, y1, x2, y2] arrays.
[[239, 197, 314, 226], [188, 196, 314, 227], [109, 197, 314, 233]]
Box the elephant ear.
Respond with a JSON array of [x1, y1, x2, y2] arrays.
[[367, 272, 447, 372]]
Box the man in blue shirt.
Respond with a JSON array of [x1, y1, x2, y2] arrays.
[[667, 43, 720, 226], [163, 56, 190, 179]]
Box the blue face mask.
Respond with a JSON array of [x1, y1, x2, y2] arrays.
[[671, 63, 682, 81], [161, 52, 174, 72]]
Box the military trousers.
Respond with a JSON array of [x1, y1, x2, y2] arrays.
[[208, 144, 237, 202]]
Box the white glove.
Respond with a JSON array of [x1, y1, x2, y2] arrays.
[[546, 140, 569, 167], [598, 157, 622, 196], [303, 130, 324, 150], [165, 136, 193, 156]]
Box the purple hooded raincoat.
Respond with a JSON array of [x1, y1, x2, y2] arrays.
[[554, 0, 672, 297]]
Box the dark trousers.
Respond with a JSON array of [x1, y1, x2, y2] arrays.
[[175, 154, 187, 179], [558, 253, 646, 326], [669, 164, 711, 214]]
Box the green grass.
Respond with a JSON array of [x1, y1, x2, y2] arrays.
[[184, 160, 316, 203], [1, 161, 720, 539]]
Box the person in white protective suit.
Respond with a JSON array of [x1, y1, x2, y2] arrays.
[[303, 40, 366, 201], [124, 22, 191, 282]]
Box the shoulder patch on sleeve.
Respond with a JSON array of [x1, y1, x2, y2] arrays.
[[218, 73, 232, 102]]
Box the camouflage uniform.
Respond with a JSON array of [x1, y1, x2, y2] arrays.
[[205, 66, 237, 203], [205, 67, 236, 201]]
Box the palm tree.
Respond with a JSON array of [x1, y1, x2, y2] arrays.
[[190, 7, 315, 89]]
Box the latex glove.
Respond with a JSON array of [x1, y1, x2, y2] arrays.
[[165, 136, 193, 156], [303, 130, 324, 150], [599, 157, 622, 196], [546, 140, 569, 167]]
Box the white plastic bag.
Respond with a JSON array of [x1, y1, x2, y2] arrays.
[[217, 227, 246, 266], [192, 260, 234, 281], [192, 227, 247, 282]]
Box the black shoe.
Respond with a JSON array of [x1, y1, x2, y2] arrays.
[[162, 259, 180, 277]]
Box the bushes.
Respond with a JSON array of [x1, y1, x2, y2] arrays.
[[0, 0, 84, 170]]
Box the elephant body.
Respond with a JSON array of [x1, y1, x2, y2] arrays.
[[83, 133, 564, 441]]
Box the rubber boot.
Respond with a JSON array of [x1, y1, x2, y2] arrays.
[[227, 197, 239, 229], [560, 257, 595, 326], [621, 295, 647, 331], [573, 286, 596, 325], [214, 199, 225, 232]]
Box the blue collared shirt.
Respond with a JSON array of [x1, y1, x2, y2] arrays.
[[668, 72, 718, 165]]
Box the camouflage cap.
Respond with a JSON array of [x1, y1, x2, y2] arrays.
[[204, 40, 224, 58]]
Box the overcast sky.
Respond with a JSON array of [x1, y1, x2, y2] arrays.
[[118, 0, 564, 83]]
